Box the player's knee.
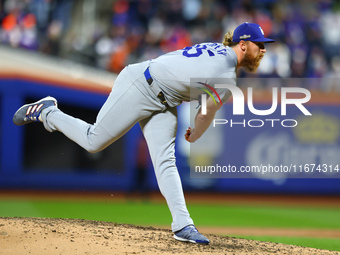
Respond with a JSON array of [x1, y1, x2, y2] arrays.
[[86, 147, 100, 154], [86, 143, 104, 153], [86, 140, 111, 153], [157, 158, 177, 172]]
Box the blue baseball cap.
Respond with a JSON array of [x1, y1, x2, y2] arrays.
[[232, 22, 275, 43]]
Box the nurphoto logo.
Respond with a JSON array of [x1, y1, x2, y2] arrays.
[[200, 84, 312, 128], [197, 82, 222, 115]]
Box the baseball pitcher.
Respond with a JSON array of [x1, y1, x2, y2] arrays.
[[13, 23, 274, 244]]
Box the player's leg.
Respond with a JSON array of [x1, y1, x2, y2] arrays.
[[14, 66, 163, 153], [140, 108, 209, 244], [140, 107, 193, 231]]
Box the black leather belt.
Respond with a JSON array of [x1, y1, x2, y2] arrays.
[[144, 67, 168, 107]]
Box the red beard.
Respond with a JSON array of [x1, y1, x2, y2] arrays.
[[241, 52, 263, 73]]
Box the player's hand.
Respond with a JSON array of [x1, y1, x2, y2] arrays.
[[185, 127, 194, 143]]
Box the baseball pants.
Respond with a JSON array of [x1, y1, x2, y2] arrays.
[[41, 61, 194, 232]]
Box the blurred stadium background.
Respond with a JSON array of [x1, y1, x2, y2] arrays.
[[0, 0, 340, 252]]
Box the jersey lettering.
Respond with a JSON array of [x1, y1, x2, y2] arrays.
[[182, 43, 228, 58]]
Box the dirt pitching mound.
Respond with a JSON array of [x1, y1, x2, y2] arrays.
[[0, 217, 339, 255]]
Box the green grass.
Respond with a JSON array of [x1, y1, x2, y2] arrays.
[[0, 200, 172, 225], [188, 204, 340, 229], [1, 200, 340, 229], [1, 199, 340, 251], [234, 235, 340, 252]]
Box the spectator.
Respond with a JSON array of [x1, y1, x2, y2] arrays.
[[1, 0, 340, 87]]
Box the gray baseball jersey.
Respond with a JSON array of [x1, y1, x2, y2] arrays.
[[148, 43, 237, 107], [41, 42, 238, 232]]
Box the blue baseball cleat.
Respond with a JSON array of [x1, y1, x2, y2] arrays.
[[174, 225, 210, 244], [13, 96, 57, 126]]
